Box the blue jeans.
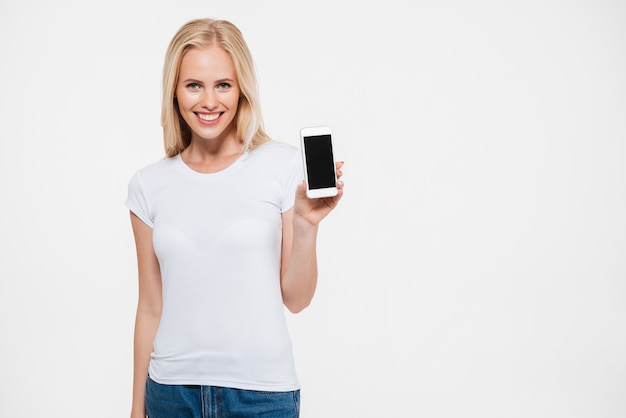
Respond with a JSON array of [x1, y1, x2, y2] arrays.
[[145, 376, 300, 418]]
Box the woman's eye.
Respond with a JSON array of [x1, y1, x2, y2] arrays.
[[186, 82, 200, 89], [217, 82, 231, 89]]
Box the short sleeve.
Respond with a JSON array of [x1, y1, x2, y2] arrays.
[[125, 172, 154, 228], [281, 150, 305, 213]]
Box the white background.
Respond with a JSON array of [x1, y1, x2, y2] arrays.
[[1, 0, 625, 417]]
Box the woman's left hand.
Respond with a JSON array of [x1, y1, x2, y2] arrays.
[[293, 161, 344, 226]]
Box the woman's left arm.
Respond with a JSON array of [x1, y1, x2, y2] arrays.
[[280, 162, 344, 313]]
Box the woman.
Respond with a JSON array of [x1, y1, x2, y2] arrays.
[[125, 18, 344, 417]]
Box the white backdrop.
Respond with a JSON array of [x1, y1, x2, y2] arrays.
[[1, 1, 625, 417]]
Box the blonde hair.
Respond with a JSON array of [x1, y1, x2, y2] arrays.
[[161, 18, 271, 157]]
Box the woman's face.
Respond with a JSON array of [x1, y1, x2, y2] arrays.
[[175, 45, 241, 145]]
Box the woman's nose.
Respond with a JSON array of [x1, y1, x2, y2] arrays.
[[201, 90, 218, 110]]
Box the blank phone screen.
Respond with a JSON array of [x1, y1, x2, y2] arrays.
[[303, 134, 335, 189]]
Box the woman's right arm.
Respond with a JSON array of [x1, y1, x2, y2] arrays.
[[129, 212, 162, 418]]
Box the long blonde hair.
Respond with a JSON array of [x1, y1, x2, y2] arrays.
[[161, 18, 271, 157]]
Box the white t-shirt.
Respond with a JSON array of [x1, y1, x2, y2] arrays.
[[125, 142, 304, 391]]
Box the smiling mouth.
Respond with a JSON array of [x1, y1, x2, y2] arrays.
[[196, 112, 221, 122]]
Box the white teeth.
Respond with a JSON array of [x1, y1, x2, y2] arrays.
[[197, 113, 219, 121]]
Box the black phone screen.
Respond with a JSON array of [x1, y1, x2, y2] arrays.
[[303, 134, 335, 189]]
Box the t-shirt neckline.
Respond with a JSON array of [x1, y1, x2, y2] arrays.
[[174, 152, 250, 180]]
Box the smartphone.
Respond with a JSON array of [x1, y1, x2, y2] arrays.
[[300, 126, 338, 199]]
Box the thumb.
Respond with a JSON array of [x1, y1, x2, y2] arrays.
[[296, 180, 307, 198]]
